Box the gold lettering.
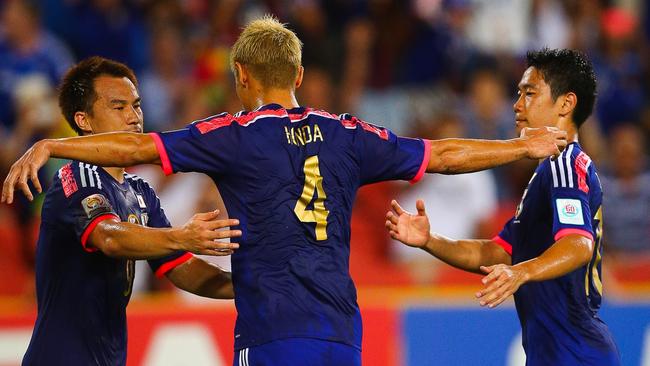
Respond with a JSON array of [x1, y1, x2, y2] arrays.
[[313, 124, 324, 142], [284, 126, 292, 145], [285, 124, 324, 146], [290, 126, 297, 145], [302, 125, 312, 144], [295, 126, 305, 145]]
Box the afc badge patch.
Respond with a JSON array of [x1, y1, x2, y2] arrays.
[[81, 194, 112, 218], [556, 198, 584, 225]]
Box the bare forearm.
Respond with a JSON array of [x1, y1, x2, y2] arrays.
[[166, 258, 234, 299], [43, 132, 159, 167], [427, 138, 528, 174], [514, 234, 593, 282], [422, 234, 511, 273], [89, 221, 182, 259]]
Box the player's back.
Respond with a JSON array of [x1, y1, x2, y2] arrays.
[[155, 103, 428, 350], [498, 142, 619, 365]]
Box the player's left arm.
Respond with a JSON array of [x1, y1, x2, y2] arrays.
[[142, 184, 234, 299], [165, 257, 233, 299], [476, 234, 592, 308], [476, 149, 595, 308], [426, 127, 567, 174], [2, 132, 159, 203]]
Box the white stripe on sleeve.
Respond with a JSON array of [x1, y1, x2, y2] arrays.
[[565, 144, 574, 188], [85, 164, 95, 187], [91, 165, 102, 190], [550, 159, 559, 187], [79, 162, 87, 187], [557, 151, 567, 187]]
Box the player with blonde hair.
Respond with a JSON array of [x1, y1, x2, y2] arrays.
[[4, 16, 568, 365]]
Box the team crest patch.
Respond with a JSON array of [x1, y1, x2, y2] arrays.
[[128, 214, 140, 225], [81, 194, 112, 218], [556, 199, 584, 225]]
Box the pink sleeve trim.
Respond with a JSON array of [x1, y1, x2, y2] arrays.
[[410, 139, 431, 184], [80, 214, 120, 253], [149, 132, 173, 176], [554, 228, 594, 242], [492, 235, 513, 256], [155, 252, 194, 278]]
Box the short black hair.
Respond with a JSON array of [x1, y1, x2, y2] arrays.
[[526, 48, 597, 128], [58, 56, 138, 135]]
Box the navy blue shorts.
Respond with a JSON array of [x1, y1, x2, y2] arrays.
[[233, 338, 361, 366]]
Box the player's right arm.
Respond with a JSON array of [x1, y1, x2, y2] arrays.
[[87, 210, 241, 259], [386, 200, 511, 273], [2, 132, 158, 203], [426, 127, 568, 174]]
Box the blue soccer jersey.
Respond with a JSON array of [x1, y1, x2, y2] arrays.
[[494, 142, 620, 366], [152, 103, 429, 350], [22, 162, 191, 366]]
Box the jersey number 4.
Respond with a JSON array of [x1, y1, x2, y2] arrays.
[[294, 156, 329, 240]]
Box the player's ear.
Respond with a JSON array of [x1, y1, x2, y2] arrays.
[[234, 62, 248, 88], [294, 66, 304, 89], [559, 92, 577, 118], [74, 111, 93, 135]]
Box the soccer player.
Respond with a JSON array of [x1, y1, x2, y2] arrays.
[[4, 17, 567, 365], [21, 57, 241, 366], [386, 49, 620, 365]]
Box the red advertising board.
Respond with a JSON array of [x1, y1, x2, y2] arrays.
[[0, 299, 399, 366]]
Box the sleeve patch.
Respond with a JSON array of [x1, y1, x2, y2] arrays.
[[59, 163, 78, 197], [81, 194, 113, 219], [556, 198, 584, 225]]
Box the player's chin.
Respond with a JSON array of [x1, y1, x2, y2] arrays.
[[515, 122, 528, 135]]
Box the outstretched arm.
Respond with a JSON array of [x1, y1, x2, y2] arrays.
[[50, 132, 158, 166], [476, 234, 592, 308], [427, 127, 567, 174], [2, 132, 157, 203], [87, 210, 241, 258], [386, 200, 511, 273], [165, 257, 234, 299]]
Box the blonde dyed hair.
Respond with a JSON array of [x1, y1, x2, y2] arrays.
[[230, 15, 303, 89]]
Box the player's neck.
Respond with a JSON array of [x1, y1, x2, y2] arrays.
[[556, 118, 579, 144], [253, 88, 300, 110], [105, 167, 125, 183]]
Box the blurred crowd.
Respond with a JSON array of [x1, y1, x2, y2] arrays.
[[1, 0, 650, 297]]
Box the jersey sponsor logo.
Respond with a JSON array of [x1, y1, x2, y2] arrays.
[[556, 198, 584, 225], [58, 163, 78, 197], [81, 194, 112, 218], [575, 151, 591, 193]]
